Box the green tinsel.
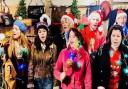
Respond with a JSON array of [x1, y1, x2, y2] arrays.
[[78, 24, 84, 30], [22, 48, 29, 56], [71, 0, 80, 19]]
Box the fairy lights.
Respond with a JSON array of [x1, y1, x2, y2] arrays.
[[18, 60, 27, 72], [123, 67, 128, 75], [109, 49, 128, 75], [66, 51, 76, 67], [22, 48, 29, 56], [116, 60, 122, 66]]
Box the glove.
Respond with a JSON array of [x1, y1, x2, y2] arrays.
[[60, 72, 66, 81], [97, 86, 105, 89], [27, 83, 34, 89]]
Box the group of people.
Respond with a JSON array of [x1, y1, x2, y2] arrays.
[[0, 7, 128, 89]]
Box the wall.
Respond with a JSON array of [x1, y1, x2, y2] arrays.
[[2, 0, 102, 17], [1, 0, 128, 17], [1, 0, 45, 17]]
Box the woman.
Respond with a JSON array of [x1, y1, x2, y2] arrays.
[[115, 10, 128, 36], [92, 25, 128, 89], [60, 13, 75, 47], [29, 22, 57, 89], [54, 28, 92, 89], [4, 20, 30, 89], [80, 11, 106, 60], [114, 9, 128, 46]]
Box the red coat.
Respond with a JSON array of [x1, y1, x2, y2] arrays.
[[54, 46, 92, 89], [81, 26, 106, 53]]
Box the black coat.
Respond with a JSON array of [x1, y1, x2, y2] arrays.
[[92, 44, 128, 89]]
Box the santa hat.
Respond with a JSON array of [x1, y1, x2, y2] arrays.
[[14, 20, 27, 33], [35, 22, 49, 34], [40, 14, 51, 27], [88, 11, 103, 26], [116, 10, 127, 20], [88, 11, 102, 22], [61, 14, 75, 24]]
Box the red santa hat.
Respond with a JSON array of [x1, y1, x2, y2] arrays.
[[61, 14, 75, 24], [88, 11, 102, 22], [88, 11, 103, 26], [116, 10, 127, 20]]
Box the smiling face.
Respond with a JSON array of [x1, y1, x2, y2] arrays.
[[38, 28, 47, 43], [12, 25, 21, 39], [111, 29, 122, 50]]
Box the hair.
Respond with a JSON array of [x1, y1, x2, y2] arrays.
[[68, 28, 87, 50], [106, 24, 124, 51], [8, 32, 30, 58], [34, 25, 52, 51], [88, 11, 101, 22], [61, 18, 74, 34]]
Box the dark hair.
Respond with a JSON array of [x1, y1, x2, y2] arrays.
[[34, 25, 52, 51], [106, 25, 124, 51], [35, 24, 49, 34], [68, 28, 87, 50]]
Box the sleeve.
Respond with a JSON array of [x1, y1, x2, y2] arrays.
[[52, 44, 57, 66], [51, 44, 61, 87], [54, 49, 64, 81], [84, 52, 92, 89], [28, 44, 34, 78], [100, 31, 106, 46], [27, 44, 34, 88], [92, 46, 106, 88], [92, 48, 101, 88]]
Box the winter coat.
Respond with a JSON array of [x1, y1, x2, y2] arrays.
[[28, 43, 57, 88], [54, 46, 92, 89], [92, 44, 128, 89], [81, 25, 106, 53]]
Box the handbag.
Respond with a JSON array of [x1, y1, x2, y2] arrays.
[[4, 59, 17, 89], [28, 0, 44, 20]]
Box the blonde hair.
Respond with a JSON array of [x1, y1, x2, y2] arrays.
[[61, 18, 74, 34], [8, 32, 30, 58]]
